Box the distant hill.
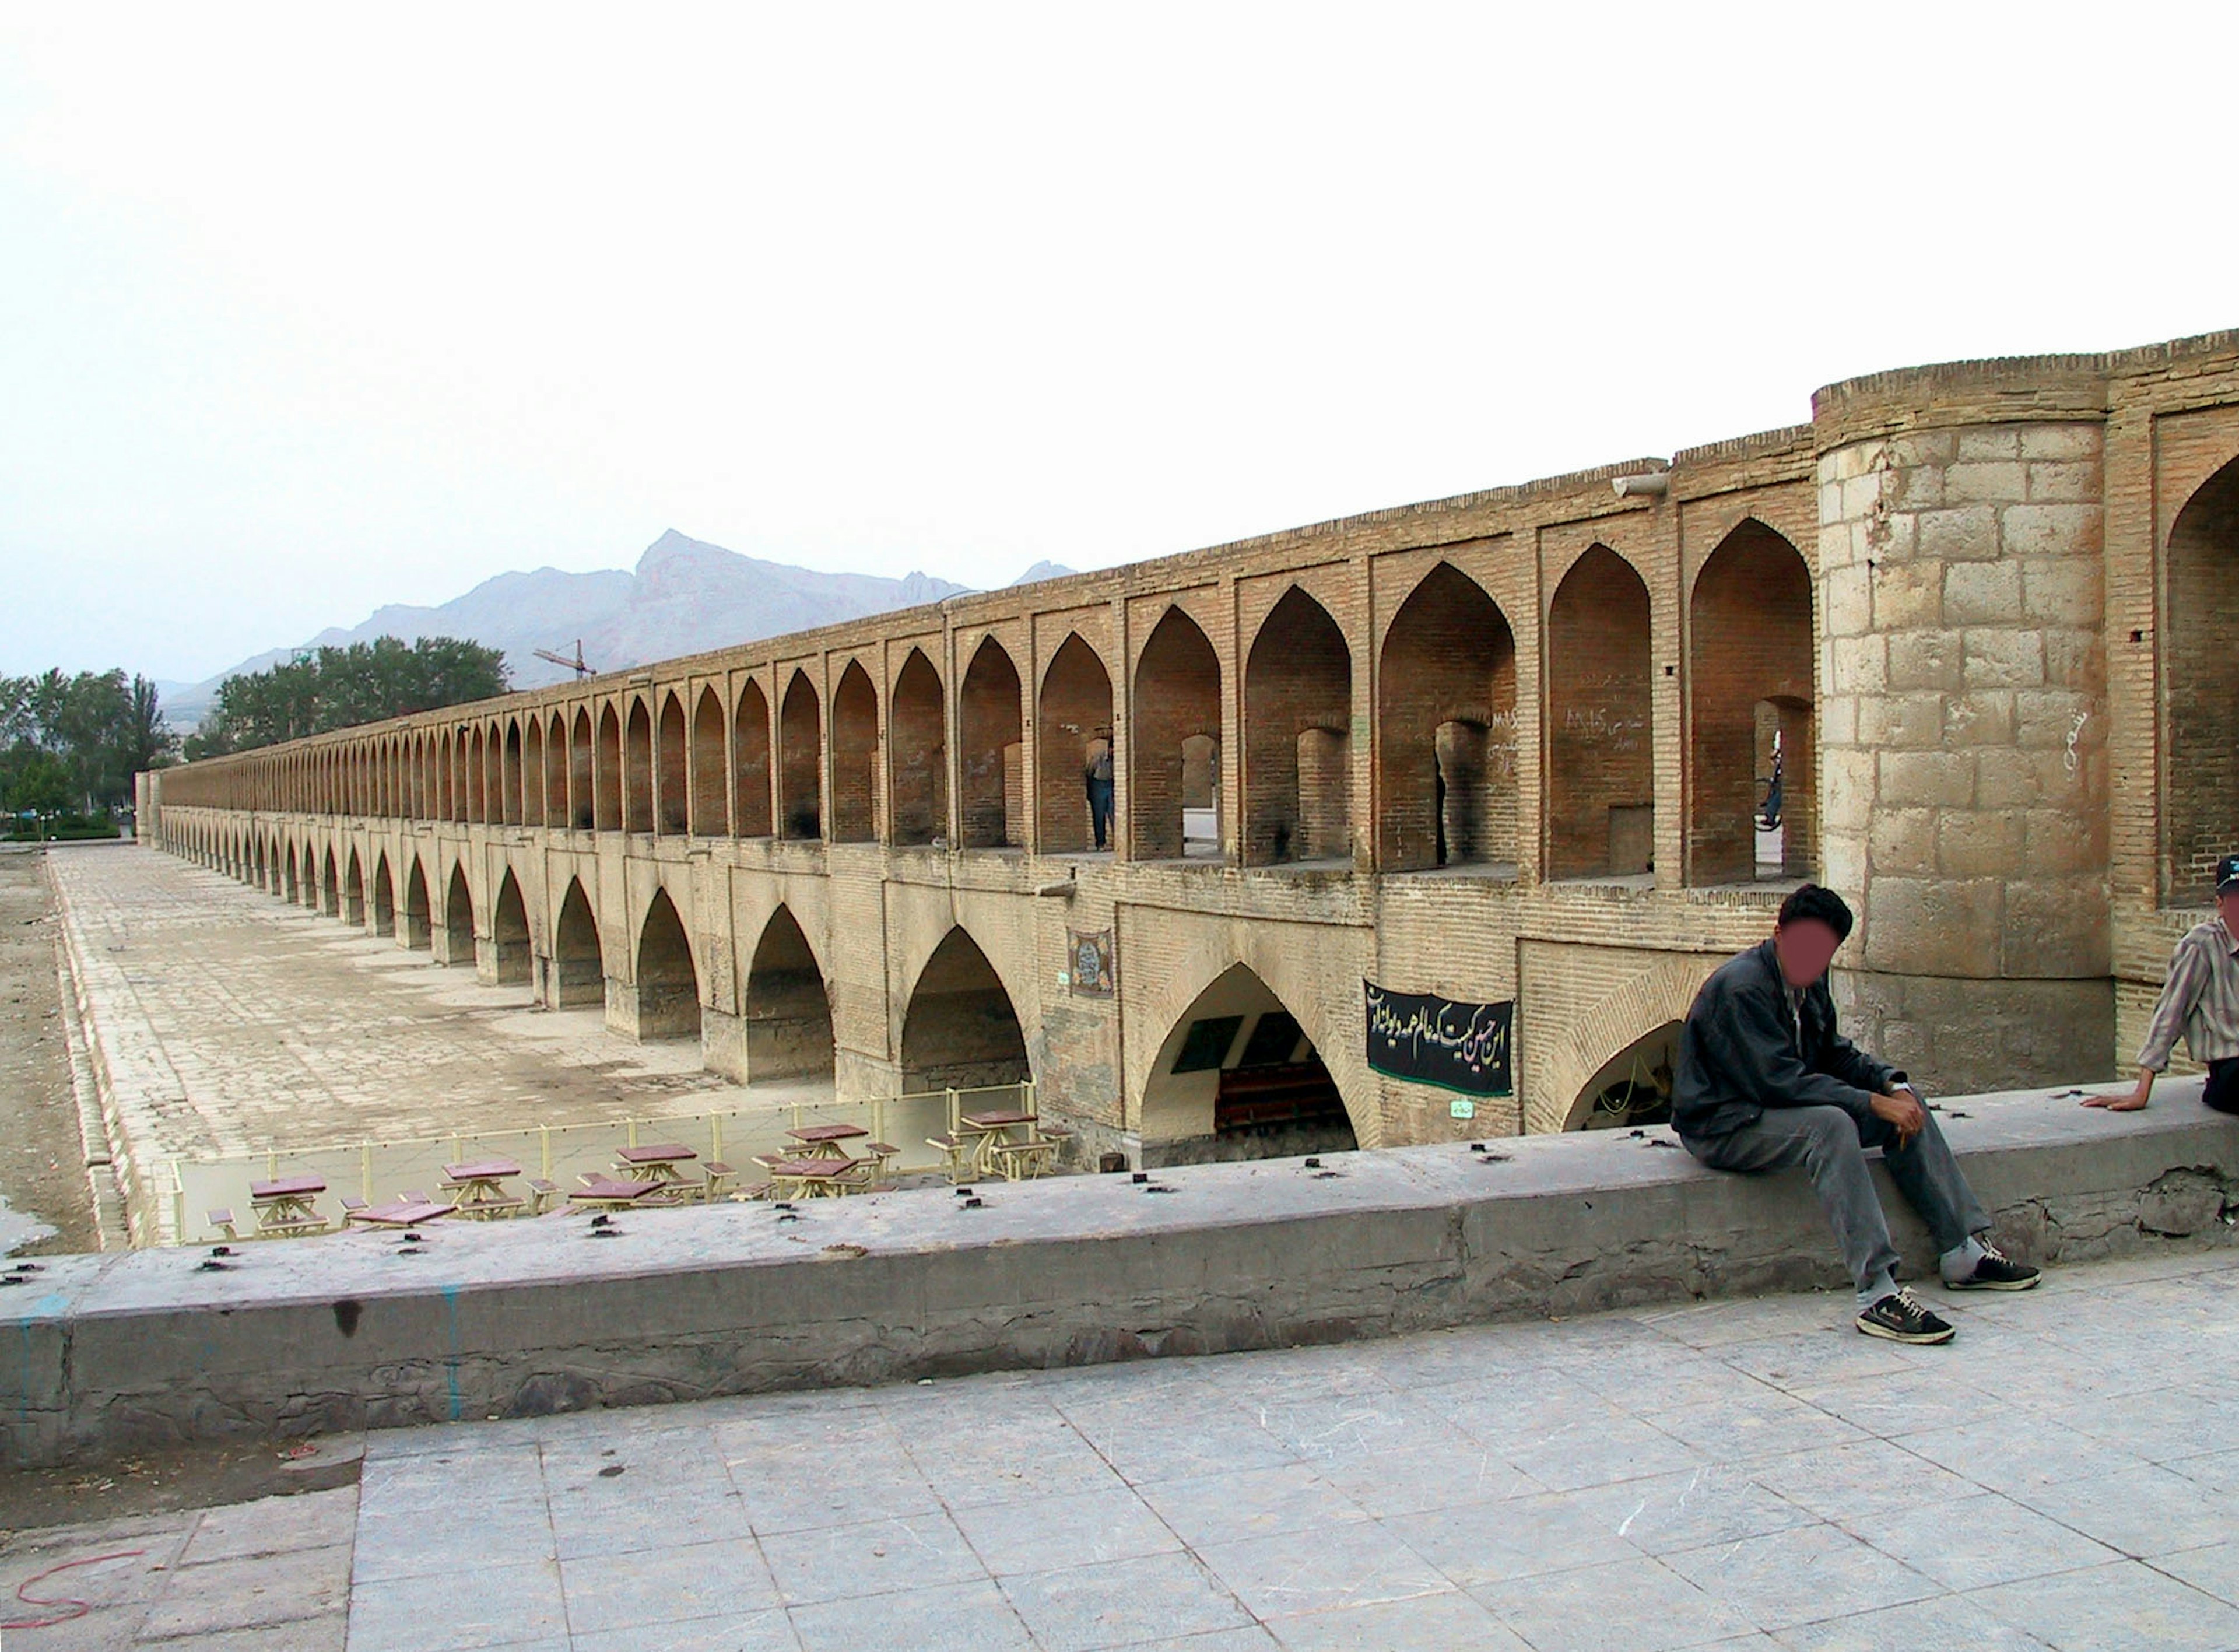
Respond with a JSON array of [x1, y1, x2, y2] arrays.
[[155, 531, 1014, 729]]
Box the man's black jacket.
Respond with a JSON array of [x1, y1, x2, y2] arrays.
[[1671, 938, 1903, 1141]]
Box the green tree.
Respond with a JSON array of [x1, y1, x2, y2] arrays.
[[0, 667, 176, 815], [188, 636, 510, 755]]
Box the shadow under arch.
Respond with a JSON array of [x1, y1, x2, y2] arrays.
[[634, 886, 700, 1040], [443, 861, 475, 964], [1139, 961, 1355, 1166], [552, 878, 603, 1007], [742, 904, 835, 1082], [491, 867, 531, 985], [899, 927, 1031, 1092]]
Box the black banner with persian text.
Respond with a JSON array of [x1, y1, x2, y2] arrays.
[[1364, 981, 1513, 1096]]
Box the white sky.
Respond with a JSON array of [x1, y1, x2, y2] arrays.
[[3, 3, 2234, 684]]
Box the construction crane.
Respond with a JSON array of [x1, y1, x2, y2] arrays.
[[532, 640, 594, 679]]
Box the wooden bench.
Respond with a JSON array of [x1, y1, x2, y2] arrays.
[[346, 1198, 458, 1228], [525, 1177, 561, 1215], [925, 1133, 973, 1182], [569, 1174, 678, 1209], [704, 1160, 738, 1201], [206, 1208, 238, 1240]]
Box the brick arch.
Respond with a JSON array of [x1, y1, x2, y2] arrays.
[[550, 875, 604, 1006], [1037, 632, 1113, 853], [1131, 605, 1222, 860], [633, 885, 701, 1039], [742, 902, 835, 1082], [624, 696, 655, 834], [1377, 560, 1519, 872], [830, 661, 879, 843], [1526, 953, 1719, 1135], [899, 924, 1033, 1090], [1547, 543, 1655, 879], [959, 637, 1023, 848], [657, 690, 689, 834], [890, 648, 947, 847], [2164, 451, 2239, 904], [1243, 584, 1352, 866]]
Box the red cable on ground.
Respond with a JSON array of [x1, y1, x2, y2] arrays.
[[0, 1547, 148, 1630]]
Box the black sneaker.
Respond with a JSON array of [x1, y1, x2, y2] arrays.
[[1857, 1288, 1955, 1344], [1946, 1240, 2040, 1292]]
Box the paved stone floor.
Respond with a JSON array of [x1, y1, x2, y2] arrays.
[[48, 847, 826, 1164], [7, 1247, 2236, 1650]]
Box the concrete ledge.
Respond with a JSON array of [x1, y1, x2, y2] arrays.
[[5, 1086, 2237, 1467]]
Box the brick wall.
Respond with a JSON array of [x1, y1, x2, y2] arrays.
[[1547, 546, 1654, 878], [1131, 607, 1222, 860]]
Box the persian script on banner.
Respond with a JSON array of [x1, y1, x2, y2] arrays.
[[1363, 980, 1513, 1096]]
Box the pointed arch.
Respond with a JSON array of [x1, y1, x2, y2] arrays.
[[1548, 545, 1654, 879], [690, 688, 727, 836], [553, 878, 603, 1006], [466, 728, 487, 823], [657, 691, 689, 834], [890, 648, 947, 847], [483, 721, 504, 826], [371, 850, 396, 936], [1244, 586, 1352, 865], [342, 847, 365, 924], [1037, 633, 1114, 853], [625, 697, 655, 833], [491, 867, 531, 984], [521, 717, 546, 827], [1688, 519, 1816, 885], [633, 887, 701, 1040], [959, 637, 1023, 848], [502, 721, 524, 825], [900, 926, 1031, 1090], [830, 661, 879, 842], [742, 905, 835, 1082], [1139, 961, 1355, 1162], [595, 704, 622, 831], [402, 857, 432, 948], [734, 679, 773, 837], [2166, 453, 2239, 903], [1377, 563, 1519, 872], [1131, 606, 1223, 860], [780, 671, 822, 839], [443, 861, 475, 964], [322, 847, 341, 918], [570, 708, 595, 829]]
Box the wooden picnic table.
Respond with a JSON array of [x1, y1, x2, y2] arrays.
[[572, 1174, 679, 1209], [440, 1158, 527, 1218], [958, 1110, 1064, 1180], [615, 1142, 697, 1180], [787, 1123, 869, 1159], [248, 1174, 328, 1237], [346, 1199, 458, 1228], [762, 1155, 866, 1199]]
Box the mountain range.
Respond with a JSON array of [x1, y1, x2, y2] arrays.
[[155, 531, 1075, 728]]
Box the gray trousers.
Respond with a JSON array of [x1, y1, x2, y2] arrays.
[[1684, 1104, 1990, 1292]]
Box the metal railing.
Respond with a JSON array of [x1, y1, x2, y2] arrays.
[[162, 1081, 1038, 1246]]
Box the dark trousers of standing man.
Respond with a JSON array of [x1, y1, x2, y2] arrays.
[[1683, 1104, 1988, 1293], [2207, 1058, 2239, 1115], [1087, 777, 1114, 848]]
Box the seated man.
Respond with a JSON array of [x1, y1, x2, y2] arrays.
[[1672, 884, 2038, 1345], [2086, 853, 2239, 1116]]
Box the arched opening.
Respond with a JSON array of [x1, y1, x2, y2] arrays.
[[543, 713, 567, 827], [829, 662, 879, 843], [1131, 607, 1223, 860], [625, 698, 655, 833], [1037, 633, 1114, 853], [253, 837, 267, 889], [634, 888, 701, 1040], [1141, 963, 1354, 1165], [1689, 520, 1815, 885], [780, 671, 822, 839], [466, 729, 486, 823], [2166, 454, 2239, 904], [1244, 587, 1352, 865], [443, 862, 475, 964], [343, 849, 366, 924], [656, 693, 689, 834], [483, 723, 504, 827], [492, 868, 531, 984], [899, 928, 1031, 1091], [1549, 545, 1655, 880], [441, 733, 460, 822], [889, 648, 947, 846], [595, 706, 622, 832], [280, 848, 297, 903], [322, 848, 341, 918], [743, 905, 835, 1082], [690, 688, 727, 836], [570, 710, 595, 829], [1562, 1020, 1681, 1132], [371, 852, 396, 937], [402, 858, 432, 948], [1377, 563, 1519, 874], [299, 846, 317, 906], [959, 637, 1024, 849], [553, 878, 603, 1007], [502, 722, 524, 826], [521, 719, 545, 827], [734, 681, 773, 837]]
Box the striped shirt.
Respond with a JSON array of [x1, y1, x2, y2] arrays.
[[2138, 918, 2239, 1071]]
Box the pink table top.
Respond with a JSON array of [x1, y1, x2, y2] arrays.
[[443, 1159, 523, 1181], [616, 1143, 696, 1165], [251, 1175, 327, 1199]]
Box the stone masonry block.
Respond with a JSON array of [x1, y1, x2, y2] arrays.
[[1938, 811, 2024, 878], [2020, 559, 2104, 629], [1873, 562, 1942, 629], [1962, 629, 2045, 689], [1840, 472, 1884, 521], [1861, 692, 1947, 750], [1887, 630, 1966, 693], [1976, 746, 2070, 809], [2003, 875, 2111, 977], [2018, 425, 2102, 461], [1823, 748, 1877, 823], [1891, 464, 1946, 511], [2015, 688, 2099, 750], [2024, 806, 2105, 876], [1823, 564, 1873, 637], [1819, 694, 1858, 746], [2026, 461, 2100, 503], [1917, 505, 2002, 562], [1887, 431, 1957, 467], [2001, 503, 2103, 560], [1943, 691, 2015, 748], [1945, 461, 2028, 504], [1945, 560, 2024, 625], [1869, 808, 1937, 875], [1956, 428, 2022, 461], [1827, 634, 1889, 695], [1862, 875, 2003, 977], [1880, 749, 1975, 809]]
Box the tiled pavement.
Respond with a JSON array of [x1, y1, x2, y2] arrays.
[[8, 1247, 2238, 1650]]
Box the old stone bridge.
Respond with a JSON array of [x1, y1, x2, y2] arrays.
[[145, 330, 2239, 1167]]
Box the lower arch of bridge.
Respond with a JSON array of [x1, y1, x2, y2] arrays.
[[2166, 451, 2239, 903], [402, 858, 432, 949], [443, 863, 475, 964], [280, 847, 297, 903], [633, 887, 701, 1040], [299, 846, 317, 907], [743, 904, 834, 1082], [370, 851, 395, 937], [899, 927, 1030, 1092], [1564, 1021, 1682, 1132], [492, 868, 531, 985], [552, 878, 603, 1007], [1529, 953, 1720, 1135], [1140, 962, 1355, 1163], [322, 848, 341, 918]]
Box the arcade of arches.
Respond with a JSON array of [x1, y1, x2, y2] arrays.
[[145, 333, 2239, 1162]]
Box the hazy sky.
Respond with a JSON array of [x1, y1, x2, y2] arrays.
[[3, 5, 2233, 685]]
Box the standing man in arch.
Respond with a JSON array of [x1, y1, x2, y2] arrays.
[[1672, 885, 2038, 1345], [2087, 854, 2239, 1116], [1085, 726, 1114, 851]]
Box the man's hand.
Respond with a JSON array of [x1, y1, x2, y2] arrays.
[[1870, 1089, 1927, 1144], [2084, 1074, 2153, 1113]]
